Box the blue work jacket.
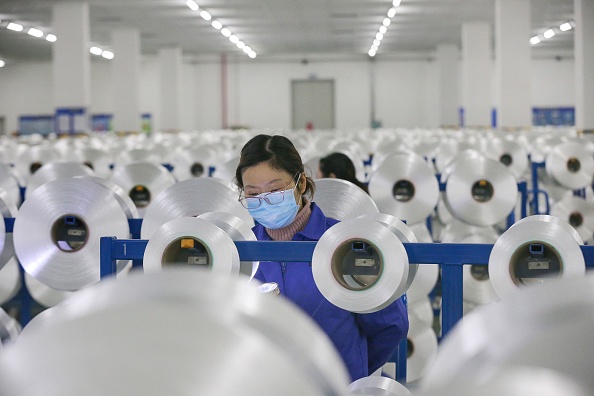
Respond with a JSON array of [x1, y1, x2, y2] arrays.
[[252, 201, 409, 381]]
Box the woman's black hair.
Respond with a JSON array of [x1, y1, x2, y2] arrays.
[[319, 152, 369, 194], [235, 134, 315, 198]]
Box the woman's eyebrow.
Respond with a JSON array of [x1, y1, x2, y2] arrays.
[[243, 178, 284, 189]]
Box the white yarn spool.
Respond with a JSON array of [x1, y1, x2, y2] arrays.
[[545, 141, 594, 190], [409, 222, 434, 243], [2, 269, 350, 396], [197, 212, 259, 280], [169, 146, 216, 181], [13, 178, 130, 291], [488, 215, 585, 300], [78, 176, 139, 219], [421, 274, 594, 394], [358, 213, 419, 290], [213, 156, 240, 184], [14, 144, 61, 186], [312, 218, 409, 313], [419, 366, 589, 396], [0, 188, 17, 271], [551, 195, 594, 244], [114, 148, 160, 169], [0, 258, 20, 305], [143, 217, 241, 276], [0, 163, 22, 207], [408, 297, 434, 327], [369, 152, 439, 224], [347, 376, 412, 396], [109, 161, 176, 217], [140, 177, 253, 240], [444, 155, 518, 227], [314, 178, 378, 220], [24, 272, 76, 308], [25, 161, 94, 199], [0, 308, 20, 347], [70, 147, 113, 178], [406, 313, 438, 383], [484, 138, 529, 179]]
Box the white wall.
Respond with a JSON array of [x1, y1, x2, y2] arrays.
[[0, 56, 576, 134], [531, 58, 574, 107]]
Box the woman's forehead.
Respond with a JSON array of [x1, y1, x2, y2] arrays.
[[242, 162, 292, 187]]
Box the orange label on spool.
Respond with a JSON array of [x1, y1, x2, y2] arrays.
[[180, 239, 195, 249]]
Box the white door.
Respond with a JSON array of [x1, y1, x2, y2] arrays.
[[291, 79, 335, 130]]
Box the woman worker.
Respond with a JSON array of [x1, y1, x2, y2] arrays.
[[318, 152, 369, 194], [235, 134, 408, 381]]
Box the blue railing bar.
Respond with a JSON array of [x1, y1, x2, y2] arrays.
[[100, 238, 498, 266]]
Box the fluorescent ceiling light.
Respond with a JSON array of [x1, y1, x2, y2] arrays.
[[7, 23, 23, 32], [236, 41, 245, 49], [212, 20, 222, 29], [393, 0, 401, 6], [383, 18, 391, 27], [229, 34, 239, 44], [221, 28, 231, 37], [200, 10, 211, 20], [543, 29, 555, 39], [101, 51, 114, 59], [373, 39, 380, 47], [530, 36, 541, 45], [560, 22, 572, 31], [248, 51, 256, 59], [46, 34, 57, 42], [387, 8, 397, 18], [27, 28, 43, 38], [0, 60, 5, 68], [186, 0, 199, 11], [376, 32, 384, 40], [90, 46, 103, 55], [379, 25, 387, 34], [368, 49, 376, 57]]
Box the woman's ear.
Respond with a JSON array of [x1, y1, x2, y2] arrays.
[[299, 173, 307, 194]]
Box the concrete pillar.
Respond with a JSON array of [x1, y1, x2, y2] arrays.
[[461, 22, 492, 127], [495, 0, 531, 129], [112, 28, 141, 132], [159, 48, 183, 131], [52, 2, 91, 133], [436, 44, 460, 127], [575, 0, 594, 131]]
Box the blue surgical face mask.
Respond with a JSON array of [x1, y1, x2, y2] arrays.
[[247, 186, 300, 229]]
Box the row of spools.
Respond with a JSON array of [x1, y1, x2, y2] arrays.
[[0, 126, 593, 395]]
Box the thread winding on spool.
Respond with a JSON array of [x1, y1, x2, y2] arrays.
[[1, 269, 350, 395], [347, 375, 411, 396], [14, 178, 130, 291], [312, 218, 409, 313], [196, 211, 259, 280], [143, 217, 241, 276], [420, 274, 594, 394], [488, 215, 585, 300], [140, 177, 253, 240], [545, 141, 594, 190], [369, 152, 439, 225], [25, 161, 94, 200], [0, 258, 20, 305], [110, 161, 176, 217], [315, 179, 379, 220], [443, 155, 517, 227]]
